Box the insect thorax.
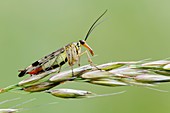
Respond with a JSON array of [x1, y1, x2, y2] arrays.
[[64, 42, 81, 66]]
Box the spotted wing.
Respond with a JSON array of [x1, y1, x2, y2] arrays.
[[18, 47, 65, 77]]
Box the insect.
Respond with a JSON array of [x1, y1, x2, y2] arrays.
[[18, 10, 107, 77]]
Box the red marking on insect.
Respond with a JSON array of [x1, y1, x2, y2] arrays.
[[28, 67, 43, 75]]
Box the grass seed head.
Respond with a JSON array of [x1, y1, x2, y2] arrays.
[[0, 109, 19, 113], [163, 63, 170, 70], [81, 70, 112, 79], [89, 79, 128, 87], [141, 60, 170, 68], [45, 89, 92, 98], [22, 82, 59, 92], [134, 74, 170, 83]]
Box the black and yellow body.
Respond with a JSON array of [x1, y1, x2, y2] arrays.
[[18, 10, 107, 77]]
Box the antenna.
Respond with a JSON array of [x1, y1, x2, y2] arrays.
[[84, 10, 108, 41]]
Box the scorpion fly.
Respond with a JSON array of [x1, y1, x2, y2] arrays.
[[18, 10, 107, 77]]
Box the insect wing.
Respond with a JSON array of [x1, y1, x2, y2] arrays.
[[38, 48, 65, 66], [18, 47, 65, 77]]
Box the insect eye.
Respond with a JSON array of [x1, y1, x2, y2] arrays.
[[79, 40, 85, 45]]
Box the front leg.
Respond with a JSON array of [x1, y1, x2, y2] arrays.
[[80, 50, 101, 70], [80, 50, 93, 66]]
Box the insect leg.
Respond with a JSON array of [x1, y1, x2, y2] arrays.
[[57, 66, 62, 73], [80, 50, 94, 65], [69, 65, 77, 80], [77, 55, 81, 67], [80, 50, 101, 70]]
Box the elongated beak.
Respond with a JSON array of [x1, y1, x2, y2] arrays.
[[82, 42, 94, 56]]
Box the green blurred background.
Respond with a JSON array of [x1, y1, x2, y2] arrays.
[[1, 0, 170, 113]]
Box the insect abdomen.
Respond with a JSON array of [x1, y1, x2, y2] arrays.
[[18, 70, 27, 77], [42, 51, 67, 72], [43, 58, 68, 71], [18, 51, 68, 77]]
